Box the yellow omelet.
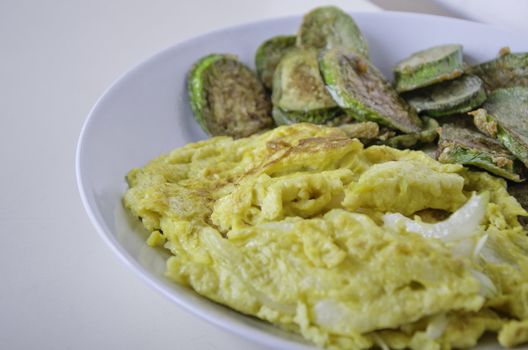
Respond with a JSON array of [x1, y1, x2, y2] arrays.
[[124, 123, 528, 349]]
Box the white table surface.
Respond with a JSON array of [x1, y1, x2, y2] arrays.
[[1, 1, 518, 349]]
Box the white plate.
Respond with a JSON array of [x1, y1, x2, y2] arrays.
[[76, 12, 526, 350], [432, 0, 528, 33]]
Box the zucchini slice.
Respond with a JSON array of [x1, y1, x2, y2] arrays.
[[272, 106, 340, 125], [385, 117, 439, 149], [255, 35, 296, 90], [297, 6, 369, 58], [474, 87, 528, 167], [272, 48, 340, 124], [187, 54, 273, 138], [405, 75, 487, 117], [469, 108, 497, 138], [319, 48, 423, 133], [337, 121, 379, 138], [327, 116, 394, 145], [437, 124, 523, 182], [467, 51, 528, 92], [394, 44, 464, 92]]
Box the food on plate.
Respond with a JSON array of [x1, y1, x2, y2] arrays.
[[187, 54, 273, 138], [330, 118, 397, 145], [319, 48, 422, 133], [393, 44, 464, 93], [124, 123, 528, 349], [272, 48, 340, 124], [185, 7, 528, 187], [467, 49, 528, 92], [437, 124, 523, 182], [140, 6, 528, 349], [255, 35, 296, 90], [384, 116, 438, 149], [297, 5, 369, 58], [404, 75, 487, 117], [336, 121, 379, 139], [498, 319, 528, 347], [470, 87, 528, 167], [470, 108, 498, 138]]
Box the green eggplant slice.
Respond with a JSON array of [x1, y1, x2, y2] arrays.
[[405, 75, 487, 117], [474, 87, 528, 167], [337, 121, 380, 142], [469, 108, 497, 138], [385, 117, 439, 149], [467, 50, 528, 92], [272, 48, 340, 124], [255, 35, 296, 90], [297, 6, 369, 58], [394, 44, 464, 92], [437, 124, 523, 182], [187, 54, 273, 138], [319, 48, 423, 133]]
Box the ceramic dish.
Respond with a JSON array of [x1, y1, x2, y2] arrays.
[[76, 11, 526, 349]]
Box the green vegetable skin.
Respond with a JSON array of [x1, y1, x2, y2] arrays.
[[405, 75, 487, 117], [437, 124, 523, 182], [394, 44, 464, 93], [188, 54, 223, 134], [272, 48, 340, 124], [255, 35, 296, 90], [319, 48, 422, 133], [187, 54, 273, 138], [385, 117, 439, 149], [297, 6, 369, 58], [337, 121, 379, 139], [272, 106, 340, 125], [477, 87, 528, 167], [467, 51, 528, 92]]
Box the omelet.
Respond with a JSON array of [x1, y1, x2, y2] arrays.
[[124, 123, 528, 349]]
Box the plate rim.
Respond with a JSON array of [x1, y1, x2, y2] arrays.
[[75, 11, 515, 350]]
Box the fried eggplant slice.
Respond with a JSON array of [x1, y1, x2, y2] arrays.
[[271, 106, 340, 125], [437, 124, 523, 182], [472, 87, 528, 167], [405, 75, 487, 117], [469, 108, 498, 138], [319, 48, 423, 133], [394, 44, 464, 92], [297, 6, 369, 58], [187, 54, 273, 138], [325, 115, 396, 141], [467, 51, 528, 92], [255, 35, 296, 90], [385, 117, 439, 149], [272, 48, 340, 125], [337, 121, 379, 139], [327, 116, 392, 145]]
